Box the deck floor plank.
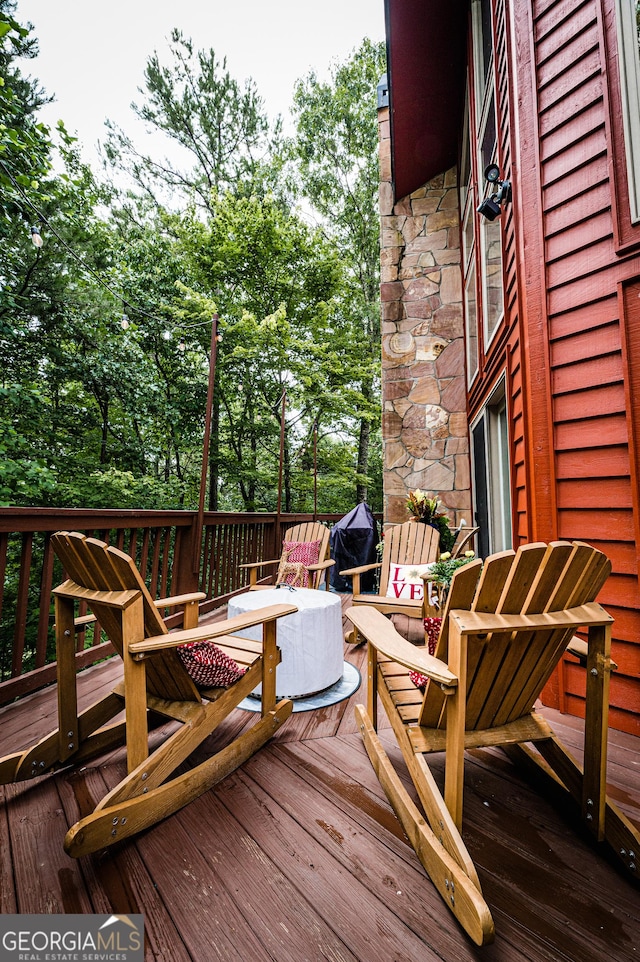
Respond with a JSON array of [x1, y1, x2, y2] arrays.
[[241, 745, 481, 959], [0, 595, 638, 961], [215, 759, 453, 962]]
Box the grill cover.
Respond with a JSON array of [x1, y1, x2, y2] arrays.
[[330, 503, 379, 593]]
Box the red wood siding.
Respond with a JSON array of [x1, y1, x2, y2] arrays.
[[515, 0, 640, 734], [469, 0, 640, 734], [468, 0, 532, 546]]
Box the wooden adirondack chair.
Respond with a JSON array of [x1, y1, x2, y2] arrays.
[[341, 520, 440, 643], [239, 520, 334, 590], [346, 541, 640, 945], [0, 531, 297, 858]]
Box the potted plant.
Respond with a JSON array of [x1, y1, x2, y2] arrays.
[[428, 551, 478, 604], [405, 489, 456, 553]]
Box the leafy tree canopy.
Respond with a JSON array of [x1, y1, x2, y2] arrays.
[[2, 20, 385, 513]]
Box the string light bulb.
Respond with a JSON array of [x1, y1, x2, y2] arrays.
[[177, 338, 186, 352], [30, 226, 43, 248], [120, 313, 130, 330]]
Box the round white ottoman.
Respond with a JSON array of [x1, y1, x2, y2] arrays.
[[227, 587, 343, 699]]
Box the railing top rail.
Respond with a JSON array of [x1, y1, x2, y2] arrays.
[[0, 509, 281, 534], [0, 508, 374, 535]]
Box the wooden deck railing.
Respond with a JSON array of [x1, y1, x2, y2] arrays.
[[0, 508, 348, 706]]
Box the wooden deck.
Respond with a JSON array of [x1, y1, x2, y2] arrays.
[[1, 595, 639, 961]]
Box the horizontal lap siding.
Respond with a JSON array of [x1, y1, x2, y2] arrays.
[[532, 0, 639, 733]]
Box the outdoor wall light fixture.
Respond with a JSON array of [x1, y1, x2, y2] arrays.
[[477, 163, 512, 222]]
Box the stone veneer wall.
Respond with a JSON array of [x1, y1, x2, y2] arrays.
[[379, 105, 472, 526]]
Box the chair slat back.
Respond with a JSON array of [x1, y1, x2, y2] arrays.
[[420, 541, 611, 732], [378, 521, 440, 596], [52, 532, 200, 702]]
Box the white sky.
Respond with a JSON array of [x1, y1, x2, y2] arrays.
[[15, 0, 386, 167]]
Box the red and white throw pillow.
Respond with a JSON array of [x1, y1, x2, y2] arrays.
[[177, 640, 246, 688], [409, 617, 442, 690], [276, 539, 322, 588], [385, 562, 436, 602]]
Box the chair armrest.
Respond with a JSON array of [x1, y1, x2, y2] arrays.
[[128, 602, 298, 656], [154, 591, 207, 609], [339, 561, 381, 577], [238, 559, 280, 571], [306, 559, 335, 571], [74, 613, 97, 628], [567, 635, 618, 670], [450, 526, 480, 558], [346, 605, 457, 688], [70, 591, 207, 630]]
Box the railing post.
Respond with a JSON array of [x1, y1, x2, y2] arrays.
[[174, 519, 200, 596]]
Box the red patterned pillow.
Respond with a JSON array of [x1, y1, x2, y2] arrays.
[[277, 539, 322, 587], [177, 640, 246, 688], [424, 616, 442, 656], [409, 617, 443, 690], [282, 539, 321, 566]]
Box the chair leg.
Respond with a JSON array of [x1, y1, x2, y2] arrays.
[[354, 705, 495, 946], [583, 622, 612, 839], [375, 674, 480, 884], [64, 699, 293, 858], [506, 739, 640, 878], [0, 692, 126, 784]]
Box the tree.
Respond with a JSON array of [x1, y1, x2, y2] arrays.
[[103, 30, 278, 213], [0, 1, 53, 220], [176, 190, 346, 511], [289, 38, 385, 506], [2, 17, 385, 517]]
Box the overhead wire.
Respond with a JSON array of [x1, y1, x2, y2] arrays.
[[0, 155, 180, 330]]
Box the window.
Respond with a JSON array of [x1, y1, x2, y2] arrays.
[[461, 100, 479, 384], [615, 0, 640, 223], [465, 262, 478, 380], [474, 3, 504, 346], [482, 213, 504, 342], [471, 379, 512, 557], [460, 0, 504, 380]]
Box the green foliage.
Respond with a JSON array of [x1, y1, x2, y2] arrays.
[[0, 386, 57, 505], [288, 38, 386, 503], [0, 3, 50, 214], [405, 490, 456, 553], [57, 467, 185, 509], [2, 22, 386, 515], [173, 175, 369, 511], [428, 552, 477, 589], [0, 2, 76, 225], [103, 30, 277, 212]]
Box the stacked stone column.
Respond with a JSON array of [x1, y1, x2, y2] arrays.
[[379, 105, 471, 526]]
